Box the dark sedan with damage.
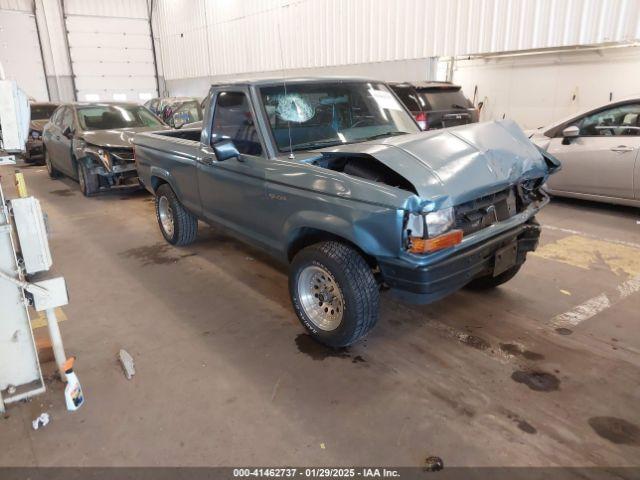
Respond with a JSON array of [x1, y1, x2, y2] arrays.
[[43, 103, 169, 196], [25, 102, 59, 163]]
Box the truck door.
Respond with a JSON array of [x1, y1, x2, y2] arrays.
[[196, 89, 273, 248]]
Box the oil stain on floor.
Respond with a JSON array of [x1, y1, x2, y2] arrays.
[[50, 189, 76, 197], [588, 417, 640, 445], [511, 370, 560, 392], [555, 327, 573, 336], [295, 334, 366, 364], [504, 410, 537, 434], [119, 242, 196, 266], [457, 333, 490, 351]]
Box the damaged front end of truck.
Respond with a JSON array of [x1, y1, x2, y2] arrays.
[[303, 119, 560, 303]]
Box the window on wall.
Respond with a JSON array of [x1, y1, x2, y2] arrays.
[[113, 93, 127, 102], [84, 94, 100, 102], [139, 92, 153, 101]]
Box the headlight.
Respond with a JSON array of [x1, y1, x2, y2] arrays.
[[425, 207, 455, 238], [85, 145, 111, 169], [96, 149, 111, 168], [406, 206, 462, 254]]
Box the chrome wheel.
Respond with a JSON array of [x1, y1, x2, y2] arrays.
[[158, 195, 174, 238], [297, 265, 344, 331]]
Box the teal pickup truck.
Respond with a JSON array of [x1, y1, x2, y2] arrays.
[[134, 77, 559, 347]]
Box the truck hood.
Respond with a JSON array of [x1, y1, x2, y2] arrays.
[[318, 119, 556, 208], [81, 126, 170, 149]]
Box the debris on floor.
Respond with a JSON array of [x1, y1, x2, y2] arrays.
[[118, 349, 136, 380], [32, 413, 50, 430], [424, 456, 444, 472]]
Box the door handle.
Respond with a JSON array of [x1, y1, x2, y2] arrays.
[[611, 146, 634, 152], [200, 156, 215, 165]]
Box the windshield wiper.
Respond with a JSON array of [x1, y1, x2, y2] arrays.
[[363, 131, 409, 141], [290, 139, 345, 151]]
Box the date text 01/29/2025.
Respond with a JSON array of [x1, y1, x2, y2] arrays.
[[232, 468, 401, 478]]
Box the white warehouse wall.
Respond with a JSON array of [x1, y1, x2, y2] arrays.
[[164, 57, 439, 97], [452, 46, 640, 129], [153, 0, 640, 97]]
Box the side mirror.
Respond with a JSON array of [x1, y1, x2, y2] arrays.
[[171, 113, 185, 129], [562, 125, 579, 138], [63, 126, 73, 138], [213, 139, 240, 161]]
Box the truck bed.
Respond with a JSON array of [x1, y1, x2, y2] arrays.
[[133, 128, 204, 197]]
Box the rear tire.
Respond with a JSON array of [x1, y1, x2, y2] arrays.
[[78, 162, 99, 197], [289, 241, 379, 348], [466, 264, 523, 290], [44, 149, 60, 178], [155, 184, 197, 246]]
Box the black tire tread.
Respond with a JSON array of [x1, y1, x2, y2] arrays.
[[45, 149, 60, 178], [79, 162, 99, 196], [156, 184, 197, 246], [293, 241, 379, 347]]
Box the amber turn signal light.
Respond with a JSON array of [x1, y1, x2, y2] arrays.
[[409, 229, 463, 254]]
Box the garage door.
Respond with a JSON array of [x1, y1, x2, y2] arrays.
[[0, 9, 49, 101], [64, 3, 157, 103]]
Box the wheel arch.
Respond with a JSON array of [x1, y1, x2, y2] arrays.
[[286, 226, 377, 268], [284, 210, 397, 265], [148, 166, 178, 193]]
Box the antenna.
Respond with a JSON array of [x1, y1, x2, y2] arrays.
[[277, 23, 295, 160]]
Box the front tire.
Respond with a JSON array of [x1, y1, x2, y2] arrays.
[[290, 241, 379, 348], [78, 162, 99, 197], [466, 264, 523, 290], [155, 184, 197, 246], [44, 149, 60, 178]]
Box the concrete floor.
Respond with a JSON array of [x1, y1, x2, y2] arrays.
[[1, 162, 639, 467]]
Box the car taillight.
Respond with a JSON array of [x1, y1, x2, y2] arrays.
[[414, 112, 428, 130]]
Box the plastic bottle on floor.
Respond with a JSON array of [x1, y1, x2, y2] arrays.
[[63, 357, 84, 411]]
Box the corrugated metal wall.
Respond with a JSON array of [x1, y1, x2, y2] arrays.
[[0, 0, 32, 12], [153, 0, 640, 81]]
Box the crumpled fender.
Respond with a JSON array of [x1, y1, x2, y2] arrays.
[[282, 208, 404, 258]]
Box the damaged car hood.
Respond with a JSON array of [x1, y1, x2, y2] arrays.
[[318, 119, 557, 209], [30, 119, 49, 132], [82, 126, 170, 149]]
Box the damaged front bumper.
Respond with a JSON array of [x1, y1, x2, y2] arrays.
[[379, 218, 541, 304], [88, 163, 140, 188], [25, 139, 44, 162]]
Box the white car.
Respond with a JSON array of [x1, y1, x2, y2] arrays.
[[530, 98, 640, 207]]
